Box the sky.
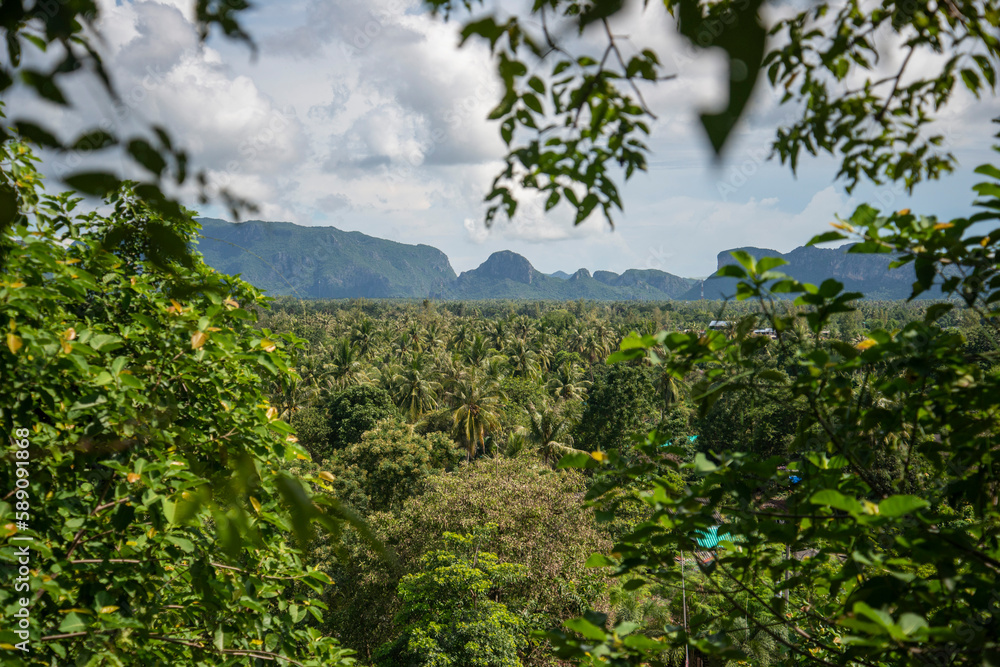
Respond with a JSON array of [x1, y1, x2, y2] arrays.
[[14, 0, 1000, 278]]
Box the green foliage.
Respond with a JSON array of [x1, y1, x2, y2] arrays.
[[291, 405, 333, 459], [574, 364, 659, 454], [547, 162, 1000, 666], [0, 142, 357, 665], [322, 458, 611, 665], [330, 420, 463, 512], [695, 371, 799, 460], [377, 529, 529, 667], [428, 0, 999, 226], [321, 385, 398, 459]]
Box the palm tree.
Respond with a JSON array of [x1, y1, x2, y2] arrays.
[[462, 333, 491, 367], [547, 361, 591, 402], [449, 374, 503, 461], [449, 323, 471, 351], [535, 337, 554, 372], [487, 319, 510, 351], [392, 356, 442, 422], [507, 338, 540, 379], [266, 371, 316, 421], [350, 317, 379, 358], [328, 339, 371, 389], [522, 404, 585, 467]]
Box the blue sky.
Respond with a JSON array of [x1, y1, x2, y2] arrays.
[[22, 0, 1000, 278]]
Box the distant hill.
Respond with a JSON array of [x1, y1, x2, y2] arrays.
[[449, 251, 695, 300], [196, 218, 456, 298], [683, 245, 924, 300], [194, 218, 933, 301]]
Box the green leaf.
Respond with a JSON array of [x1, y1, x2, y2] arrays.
[[756, 256, 788, 273], [878, 495, 929, 518], [58, 612, 90, 633], [564, 617, 607, 641], [64, 172, 121, 196], [584, 553, 617, 568], [693, 452, 717, 472], [523, 93, 543, 114], [276, 473, 315, 545], [899, 612, 928, 636], [729, 250, 756, 274], [72, 130, 117, 151], [810, 489, 863, 514], [127, 138, 168, 176], [13, 121, 61, 148], [165, 535, 195, 553]]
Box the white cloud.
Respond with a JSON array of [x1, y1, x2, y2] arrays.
[[16, 0, 997, 282]]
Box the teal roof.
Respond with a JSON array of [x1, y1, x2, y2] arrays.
[[692, 525, 734, 549], [660, 435, 698, 447]]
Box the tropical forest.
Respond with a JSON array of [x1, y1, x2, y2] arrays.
[[1, 1, 999, 667]]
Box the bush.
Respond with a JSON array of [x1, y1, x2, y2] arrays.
[[321, 385, 397, 458], [322, 458, 611, 665], [330, 420, 464, 512]]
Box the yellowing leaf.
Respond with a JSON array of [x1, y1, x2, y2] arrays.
[[982, 236, 991, 247], [260, 339, 277, 352], [191, 331, 209, 349], [64, 327, 77, 341], [265, 407, 278, 421], [168, 299, 183, 314], [856, 338, 877, 350], [862, 500, 880, 515], [127, 472, 141, 484], [251, 639, 263, 646], [286, 435, 299, 443], [933, 222, 953, 230], [223, 297, 239, 310], [99, 606, 119, 614], [250, 497, 261, 514], [898, 208, 911, 215], [295, 452, 308, 460], [318, 471, 336, 483], [590, 450, 606, 462], [829, 221, 854, 232], [6, 333, 23, 354], [8, 280, 25, 288]]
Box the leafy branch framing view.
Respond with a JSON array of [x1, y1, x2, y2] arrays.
[[1, 0, 999, 666]]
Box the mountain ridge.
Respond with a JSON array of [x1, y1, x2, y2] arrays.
[[195, 217, 922, 301]]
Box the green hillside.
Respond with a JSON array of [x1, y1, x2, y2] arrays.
[[196, 218, 457, 298]]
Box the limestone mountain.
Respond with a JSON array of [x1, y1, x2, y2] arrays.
[[449, 252, 694, 300], [196, 218, 456, 298], [683, 245, 926, 300], [194, 218, 933, 301]]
